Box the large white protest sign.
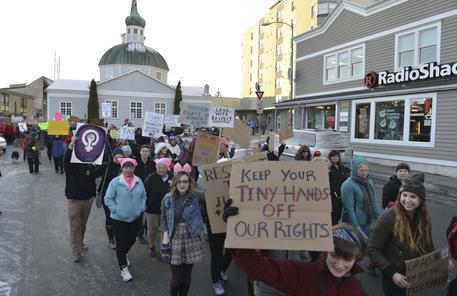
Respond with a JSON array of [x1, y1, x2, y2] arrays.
[[164, 115, 180, 128], [142, 111, 164, 138], [179, 103, 210, 127], [120, 127, 135, 140], [225, 161, 333, 251], [208, 107, 235, 128], [18, 122, 28, 132], [101, 102, 112, 118]]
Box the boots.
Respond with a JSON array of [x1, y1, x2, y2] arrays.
[[180, 284, 190, 296], [170, 286, 179, 296]]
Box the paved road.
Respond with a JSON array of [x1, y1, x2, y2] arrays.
[[0, 147, 455, 295]]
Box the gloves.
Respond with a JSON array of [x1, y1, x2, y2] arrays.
[[222, 199, 239, 223]]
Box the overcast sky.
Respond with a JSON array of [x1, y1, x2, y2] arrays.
[[0, 0, 274, 97]]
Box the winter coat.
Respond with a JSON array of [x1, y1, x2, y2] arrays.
[[329, 164, 350, 198], [104, 175, 147, 223], [367, 208, 434, 283], [144, 172, 172, 214], [25, 138, 39, 158], [341, 157, 381, 227], [51, 138, 64, 157], [135, 158, 156, 182], [233, 249, 364, 296], [94, 161, 121, 198], [64, 149, 97, 200], [382, 175, 402, 208], [161, 192, 205, 238]]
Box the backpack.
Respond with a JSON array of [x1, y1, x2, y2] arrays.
[[447, 216, 457, 260]]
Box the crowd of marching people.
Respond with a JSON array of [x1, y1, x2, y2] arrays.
[[1, 121, 456, 296]]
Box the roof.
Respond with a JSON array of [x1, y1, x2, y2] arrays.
[[46, 80, 90, 92], [0, 89, 33, 98], [125, 0, 146, 27], [98, 43, 169, 70], [181, 86, 205, 97]]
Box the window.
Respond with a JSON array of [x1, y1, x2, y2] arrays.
[[291, 0, 295, 11], [276, 44, 283, 55], [156, 72, 162, 80], [134, 28, 138, 34], [250, 46, 253, 54], [130, 101, 142, 119], [259, 54, 264, 64], [140, 30, 143, 36], [0, 94, 9, 112], [276, 61, 282, 72], [106, 67, 113, 79], [154, 102, 167, 115], [251, 32, 254, 40], [259, 40, 264, 49], [306, 105, 336, 129], [275, 78, 282, 88], [20, 98, 27, 113], [277, 28, 282, 38], [277, 10, 283, 21], [127, 28, 131, 34], [396, 24, 439, 70], [312, 3, 337, 17], [324, 45, 364, 83], [60, 102, 72, 117], [352, 94, 436, 146], [104, 100, 118, 118]]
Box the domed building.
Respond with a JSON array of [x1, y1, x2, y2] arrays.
[[46, 0, 212, 127], [98, 0, 169, 82]]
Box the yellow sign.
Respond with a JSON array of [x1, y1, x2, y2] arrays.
[[48, 120, 69, 135]]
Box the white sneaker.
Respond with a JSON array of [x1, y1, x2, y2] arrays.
[[120, 266, 132, 282], [126, 255, 130, 267], [212, 281, 225, 295], [220, 270, 228, 281]]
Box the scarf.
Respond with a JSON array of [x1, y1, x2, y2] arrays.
[[351, 173, 376, 225], [123, 174, 134, 191]]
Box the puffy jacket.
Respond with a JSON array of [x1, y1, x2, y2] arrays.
[[382, 175, 402, 208], [104, 175, 147, 223], [51, 138, 65, 157], [161, 192, 205, 238]]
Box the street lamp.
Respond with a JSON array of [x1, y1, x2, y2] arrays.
[[262, 21, 294, 130]]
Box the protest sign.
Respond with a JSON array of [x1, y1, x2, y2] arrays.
[[222, 119, 251, 148], [110, 129, 120, 140], [179, 103, 210, 127], [405, 247, 449, 296], [48, 120, 69, 135], [225, 161, 333, 251], [164, 115, 180, 128], [101, 102, 112, 118], [268, 132, 280, 153], [142, 111, 164, 138], [120, 127, 135, 140], [38, 122, 48, 130], [192, 132, 220, 166], [18, 122, 28, 132], [11, 116, 23, 124], [71, 123, 106, 165], [279, 128, 294, 142], [54, 112, 63, 120], [233, 152, 268, 163], [208, 107, 235, 128]]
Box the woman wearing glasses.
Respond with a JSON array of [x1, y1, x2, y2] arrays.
[[161, 165, 205, 296]]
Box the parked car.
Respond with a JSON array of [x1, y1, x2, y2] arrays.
[[0, 136, 7, 150], [281, 129, 353, 164]]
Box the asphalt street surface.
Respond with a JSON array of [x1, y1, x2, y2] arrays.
[[0, 146, 455, 296]]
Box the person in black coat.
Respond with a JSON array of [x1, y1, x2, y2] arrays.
[[94, 147, 123, 249], [382, 162, 410, 209], [143, 158, 172, 257], [328, 150, 350, 225]]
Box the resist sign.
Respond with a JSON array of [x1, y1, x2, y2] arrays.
[[225, 161, 333, 251]]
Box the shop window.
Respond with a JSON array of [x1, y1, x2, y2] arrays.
[[307, 105, 336, 130], [374, 100, 405, 140], [324, 45, 364, 83], [409, 98, 432, 142], [396, 24, 439, 70], [354, 103, 370, 139]]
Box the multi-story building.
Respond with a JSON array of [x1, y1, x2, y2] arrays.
[[278, 0, 457, 177], [0, 88, 35, 123], [241, 0, 338, 130]]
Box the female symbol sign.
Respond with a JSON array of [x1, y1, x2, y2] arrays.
[[73, 124, 106, 163]]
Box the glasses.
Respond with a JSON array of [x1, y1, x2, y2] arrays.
[[177, 180, 190, 185]]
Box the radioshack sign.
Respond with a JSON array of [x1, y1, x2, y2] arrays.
[[364, 62, 457, 88]]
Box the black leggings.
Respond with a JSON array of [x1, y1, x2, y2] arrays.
[[382, 275, 405, 296], [207, 229, 232, 283], [112, 218, 140, 268], [27, 157, 39, 173], [102, 199, 114, 241], [170, 264, 193, 296], [53, 156, 63, 172]]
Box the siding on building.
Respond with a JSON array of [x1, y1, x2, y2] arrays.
[[98, 70, 174, 93]]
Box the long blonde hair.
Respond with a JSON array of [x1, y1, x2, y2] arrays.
[[170, 172, 196, 198], [393, 192, 433, 255]]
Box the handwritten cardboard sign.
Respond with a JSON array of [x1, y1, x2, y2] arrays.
[[405, 247, 449, 296], [268, 132, 280, 153], [279, 128, 294, 142], [192, 132, 220, 166], [165, 115, 180, 128], [225, 161, 333, 251], [222, 119, 251, 148], [208, 107, 235, 128], [48, 120, 69, 135], [120, 127, 135, 140], [179, 103, 210, 127], [142, 111, 164, 138], [110, 129, 120, 140]]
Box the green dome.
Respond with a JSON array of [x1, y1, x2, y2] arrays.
[[125, 0, 145, 27], [98, 44, 169, 70]]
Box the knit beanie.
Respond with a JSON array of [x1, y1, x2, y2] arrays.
[[396, 162, 410, 172], [401, 173, 426, 200], [121, 145, 132, 155], [112, 148, 124, 157]]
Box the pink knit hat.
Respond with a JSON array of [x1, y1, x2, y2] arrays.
[[154, 157, 173, 170], [118, 158, 138, 168]]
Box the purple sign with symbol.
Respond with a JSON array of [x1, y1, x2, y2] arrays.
[[73, 124, 106, 163]]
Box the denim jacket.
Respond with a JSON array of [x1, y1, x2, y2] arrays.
[[161, 191, 205, 238]]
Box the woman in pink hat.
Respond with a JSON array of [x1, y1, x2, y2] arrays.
[[105, 158, 146, 282]]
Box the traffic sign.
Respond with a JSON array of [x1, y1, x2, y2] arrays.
[[255, 91, 264, 100], [257, 100, 263, 114]]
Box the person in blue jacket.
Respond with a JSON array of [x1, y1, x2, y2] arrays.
[[341, 156, 381, 274], [51, 136, 65, 174], [105, 157, 146, 282]]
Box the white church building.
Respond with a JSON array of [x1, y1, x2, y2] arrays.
[[47, 0, 211, 127]]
